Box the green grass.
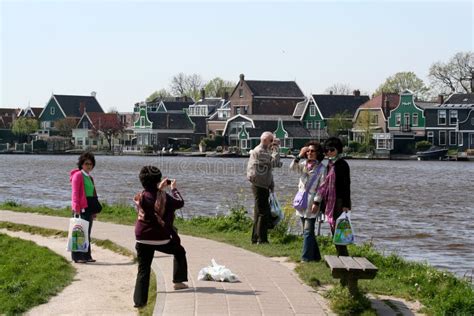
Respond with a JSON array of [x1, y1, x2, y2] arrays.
[[2, 201, 474, 315], [0, 221, 157, 315], [0, 233, 75, 315]]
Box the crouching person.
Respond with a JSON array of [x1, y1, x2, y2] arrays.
[[133, 166, 188, 309]]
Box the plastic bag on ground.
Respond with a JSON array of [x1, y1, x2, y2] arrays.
[[197, 259, 239, 283]]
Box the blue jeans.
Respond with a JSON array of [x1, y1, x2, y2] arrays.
[[300, 217, 321, 261]]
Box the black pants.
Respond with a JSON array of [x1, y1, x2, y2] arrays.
[[251, 185, 271, 244], [71, 212, 93, 262], [133, 240, 188, 307]]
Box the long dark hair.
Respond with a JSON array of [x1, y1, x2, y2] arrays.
[[304, 141, 325, 162], [77, 152, 96, 170], [139, 166, 162, 191]]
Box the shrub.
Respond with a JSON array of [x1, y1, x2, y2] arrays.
[[415, 140, 432, 151], [348, 141, 361, 153], [142, 145, 153, 154]]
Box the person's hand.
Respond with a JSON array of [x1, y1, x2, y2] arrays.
[[272, 139, 281, 147], [158, 178, 169, 191], [299, 146, 309, 157], [170, 179, 177, 190]]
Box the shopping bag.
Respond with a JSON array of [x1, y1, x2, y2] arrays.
[[333, 212, 354, 245], [269, 192, 284, 227], [67, 216, 90, 252], [197, 259, 239, 282]]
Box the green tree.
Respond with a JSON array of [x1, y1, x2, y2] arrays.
[[327, 111, 353, 137], [204, 77, 236, 98], [146, 88, 173, 102], [11, 118, 39, 142], [55, 118, 77, 137], [429, 51, 473, 94], [374, 72, 429, 99], [355, 110, 373, 146]]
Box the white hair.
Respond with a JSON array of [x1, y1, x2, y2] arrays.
[[260, 131, 274, 142]]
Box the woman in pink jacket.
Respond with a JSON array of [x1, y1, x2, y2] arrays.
[[70, 152, 100, 263]]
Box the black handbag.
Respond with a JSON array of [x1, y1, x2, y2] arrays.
[[86, 196, 103, 214]]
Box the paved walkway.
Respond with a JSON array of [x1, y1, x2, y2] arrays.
[[0, 210, 332, 316]]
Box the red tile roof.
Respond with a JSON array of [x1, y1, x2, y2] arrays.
[[359, 93, 400, 110]]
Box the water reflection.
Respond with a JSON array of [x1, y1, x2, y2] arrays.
[[0, 154, 473, 276]]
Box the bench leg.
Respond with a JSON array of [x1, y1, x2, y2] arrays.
[[347, 277, 359, 297]]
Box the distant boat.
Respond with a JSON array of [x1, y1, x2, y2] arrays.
[[416, 146, 448, 160]]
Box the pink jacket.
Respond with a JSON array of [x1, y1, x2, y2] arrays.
[[70, 169, 96, 213]]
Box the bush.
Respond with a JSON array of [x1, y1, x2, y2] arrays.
[[348, 141, 361, 153], [358, 143, 375, 154], [142, 145, 153, 154], [415, 140, 432, 151]]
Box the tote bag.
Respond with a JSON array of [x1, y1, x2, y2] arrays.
[[67, 216, 90, 252], [333, 212, 355, 245]]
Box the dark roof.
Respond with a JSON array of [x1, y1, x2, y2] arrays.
[[252, 98, 304, 115], [313, 94, 370, 118], [246, 80, 304, 98], [0, 108, 20, 117], [195, 98, 225, 106], [444, 93, 474, 104], [189, 116, 207, 134], [162, 101, 194, 112], [0, 116, 13, 129], [54, 95, 104, 117], [147, 112, 194, 130], [149, 96, 193, 103]]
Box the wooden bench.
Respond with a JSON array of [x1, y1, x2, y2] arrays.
[[324, 255, 378, 295]]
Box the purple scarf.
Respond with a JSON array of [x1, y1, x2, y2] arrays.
[[317, 160, 337, 229]]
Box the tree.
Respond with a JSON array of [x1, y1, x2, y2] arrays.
[[374, 72, 429, 99], [327, 111, 353, 138], [324, 83, 352, 95], [91, 113, 124, 151], [355, 110, 374, 146], [429, 51, 474, 94], [204, 77, 236, 98], [146, 88, 173, 102], [170, 73, 204, 100], [54, 118, 77, 137], [11, 117, 39, 142]]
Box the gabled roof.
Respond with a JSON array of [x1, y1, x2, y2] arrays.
[[0, 116, 13, 129], [444, 93, 474, 104], [52, 95, 104, 117], [359, 93, 399, 110], [147, 112, 194, 130], [246, 80, 304, 98], [313, 94, 370, 118], [18, 107, 43, 117], [0, 108, 20, 117], [87, 112, 121, 129]]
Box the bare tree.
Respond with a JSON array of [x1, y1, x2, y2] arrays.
[[170, 73, 204, 100], [429, 51, 474, 94], [324, 83, 352, 95]]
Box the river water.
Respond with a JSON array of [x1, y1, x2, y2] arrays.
[[1, 154, 473, 276]]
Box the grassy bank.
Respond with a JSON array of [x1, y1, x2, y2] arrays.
[[1, 201, 473, 315], [0, 232, 75, 315], [0, 222, 156, 316]]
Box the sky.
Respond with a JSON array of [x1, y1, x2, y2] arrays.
[[1, 0, 473, 112]]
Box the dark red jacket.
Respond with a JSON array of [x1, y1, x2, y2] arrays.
[[134, 188, 184, 241]]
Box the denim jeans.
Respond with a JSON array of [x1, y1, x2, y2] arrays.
[[300, 217, 321, 261]]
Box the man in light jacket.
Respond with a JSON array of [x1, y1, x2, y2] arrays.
[[246, 131, 282, 244]]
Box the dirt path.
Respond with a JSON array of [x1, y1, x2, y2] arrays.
[[1, 229, 137, 315]]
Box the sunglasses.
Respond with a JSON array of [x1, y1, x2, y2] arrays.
[[325, 147, 336, 153], [307, 149, 316, 153]]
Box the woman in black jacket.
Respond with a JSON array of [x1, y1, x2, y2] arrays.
[[315, 137, 351, 256]]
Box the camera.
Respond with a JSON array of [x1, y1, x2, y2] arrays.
[[166, 179, 172, 185]]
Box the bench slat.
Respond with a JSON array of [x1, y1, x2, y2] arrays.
[[353, 257, 378, 272], [324, 255, 346, 270], [339, 256, 363, 271]]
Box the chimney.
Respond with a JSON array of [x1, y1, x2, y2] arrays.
[[184, 95, 188, 102], [438, 94, 444, 105], [239, 73, 245, 86], [353, 89, 361, 97], [329, 90, 333, 95], [91, 91, 97, 97], [79, 101, 86, 115], [201, 88, 206, 101]]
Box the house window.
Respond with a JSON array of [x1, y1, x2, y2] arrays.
[[83, 121, 89, 129], [240, 139, 248, 149], [236, 107, 241, 115], [458, 132, 463, 146], [412, 113, 418, 126], [427, 131, 434, 144], [284, 138, 293, 148], [370, 114, 378, 125], [306, 121, 313, 129], [449, 131, 457, 145], [438, 110, 446, 125], [449, 110, 458, 125], [140, 117, 145, 126], [395, 113, 401, 126], [239, 89, 243, 98], [315, 121, 321, 129], [309, 105, 316, 117], [404, 113, 410, 127], [50, 107, 55, 115], [439, 131, 446, 146]]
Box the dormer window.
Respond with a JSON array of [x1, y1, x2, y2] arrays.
[[50, 107, 55, 115], [309, 105, 316, 117]]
